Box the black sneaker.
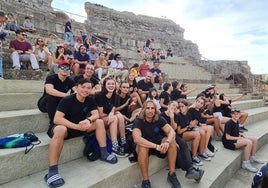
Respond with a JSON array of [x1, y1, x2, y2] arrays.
[[194, 168, 205, 183], [239, 126, 248, 132], [112, 146, 128, 157], [185, 167, 200, 180], [167, 172, 181, 188], [141, 180, 151, 188]]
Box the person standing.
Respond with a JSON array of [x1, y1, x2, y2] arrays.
[[132, 100, 181, 188], [9, 30, 39, 70], [44, 78, 117, 188], [37, 60, 75, 125], [64, 19, 74, 47]]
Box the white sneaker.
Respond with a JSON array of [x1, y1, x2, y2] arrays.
[[205, 148, 215, 157], [250, 156, 265, 164], [242, 160, 258, 173]]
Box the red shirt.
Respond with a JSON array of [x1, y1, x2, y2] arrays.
[[9, 39, 32, 52], [138, 63, 150, 77]]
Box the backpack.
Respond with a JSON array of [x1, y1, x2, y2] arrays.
[[83, 133, 112, 161], [0, 131, 41, 154]]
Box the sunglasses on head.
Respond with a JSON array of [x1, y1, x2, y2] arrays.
[[59, 66, 70, 70]]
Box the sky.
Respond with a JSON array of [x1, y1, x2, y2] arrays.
[[52, 0, 268, 74]]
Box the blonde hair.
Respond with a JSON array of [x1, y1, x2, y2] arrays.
[[138, 100, 160, 122]]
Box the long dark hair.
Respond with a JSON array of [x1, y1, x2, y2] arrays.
[[55, 46, 64, 59]]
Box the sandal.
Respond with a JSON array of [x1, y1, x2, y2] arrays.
[[44, 174, 65, 188], [100, 153, 118, 164]]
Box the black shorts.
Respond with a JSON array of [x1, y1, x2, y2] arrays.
[[154, 76, 160, 83], [149, 148, 167, 158], [47, 124, 87, 139], [222, 140, 237, 150]]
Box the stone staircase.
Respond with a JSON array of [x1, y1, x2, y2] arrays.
[[0, 78, 268, 188]]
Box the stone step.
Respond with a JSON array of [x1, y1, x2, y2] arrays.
[[145, 119, 268, 188], [0, 92, 42, 111], [0, 80, 44, 93], [1, 106, 268, 186], [0, 109, 48, 138]]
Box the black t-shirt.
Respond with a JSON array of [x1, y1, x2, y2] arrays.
[[222, 119, 239, 141], [170, 89, 182, 101], [160, 111, 179, 126], [116, 95, 131, 118], [73, 74, 99, 87], [137, 79, 154, 92], [57, 94, 97, 124], [187, 107, 203, 122], [129, 81, 137, 94], [177, 112, 192, 129], [221, 100, 232, 117], [42, 74, 75, 99], [95, 92, 117, 114], [159, 91, 170, 112], [133, 117, 167, 144]]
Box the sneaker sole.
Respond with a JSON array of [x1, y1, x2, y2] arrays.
[[241, 166, 258, 173], [195, 169, 205, 183]]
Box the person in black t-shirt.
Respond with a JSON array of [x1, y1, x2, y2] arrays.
[[95, 77, 127, 157], [44, 79, 117, 188], [37, 60, 76, 124], [132, 100, 181, 188], [73, 63, 101, 96], [159, 82, 173, 112], [171, 81, 182, 101]]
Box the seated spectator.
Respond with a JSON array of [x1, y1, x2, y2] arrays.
[[150, 60, 164, 90], [138, 58, 150, 78], [137, 72, 154, 102], [44, 78, 117, 188], [50, 46, 66, 74], [63, 42, 73, 57], [37, 60, 76, 125], [94, 52, 108, 80], [105, 46, 114, 65], [171, 81, 182, 101], [179, 83, 196, 99], [160, 101, 204, 182], [79, 25, 88, 42], [74, 36, 83, 53], [222, 107, 264, 173], [83, 38, 91, 53], [9, 30, 39, 70], [176, 100, 204, 166], [109, 53, 128, 81], [33, 38, 52, 71], [93, 40, 101, 53], [219, 93, 248, 132], [146, 88, 161, 110], [73, 63, 101, 95], [95, 77, 128, 157], [159, 83, 173, 112], [0, 11, 7, 79], [73, 45, 90, 75], [45, 33, 57, 54], [129, 63, 139, 78], [87, 46, 99, 65], [116, 81, 141, 123], [167, 48, 173, 57], [132, 100, 181, 188], [5, 13, 18, 32], [20, 16, 36, 33], [127, 72, 143, 107]]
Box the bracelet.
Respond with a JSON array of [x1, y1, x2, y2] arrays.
[[87, 118, 92, 123]]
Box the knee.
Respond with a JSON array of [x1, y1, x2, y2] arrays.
[[94, 119, 105, 129], [53, 126, 67, 139]]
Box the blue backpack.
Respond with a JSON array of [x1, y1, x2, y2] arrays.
[[0, 131, 41, 154]]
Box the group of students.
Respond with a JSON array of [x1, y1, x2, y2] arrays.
[[36, 55, 266, 188]]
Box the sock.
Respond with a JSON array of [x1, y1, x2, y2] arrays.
[[100, 146, 109, 159], [112, 140, 119, 150], [48, 165, 58, 178], [239, 124, 243, 127], [120, 136, 127, 145]]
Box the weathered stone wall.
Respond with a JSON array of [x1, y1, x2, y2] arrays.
[[84, 2, 201, 59]]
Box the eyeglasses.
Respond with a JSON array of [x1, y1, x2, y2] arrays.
[[59, 66, 70, 71]]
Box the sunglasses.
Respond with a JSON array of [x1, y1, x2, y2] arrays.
[[59, 66, 70, 71]]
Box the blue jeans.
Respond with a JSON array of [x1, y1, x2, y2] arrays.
[[64, 32, 74, 47]]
